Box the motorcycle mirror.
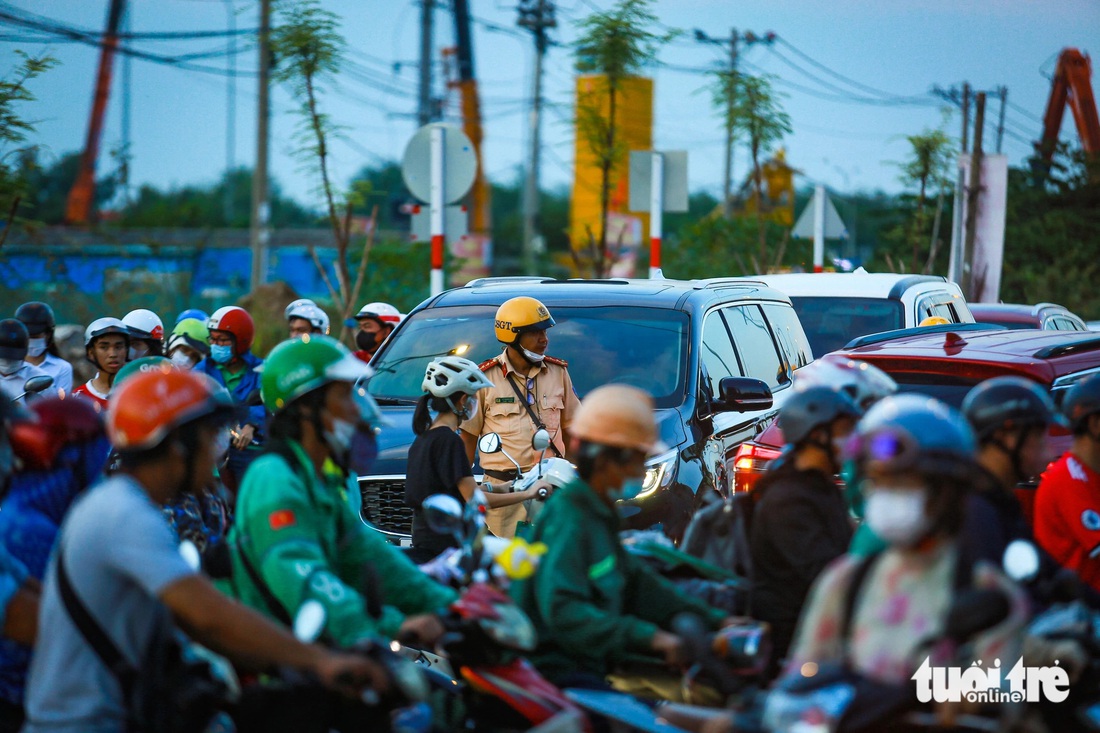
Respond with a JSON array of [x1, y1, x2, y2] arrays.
[[944, 588, 1011, 642], [293, 599, 327, 643], [477, 433, 503, 455], [178, 540, 202, 572], [531, 429, 551, 452], [22, 375, 53, 396], [423, 494, 467, 540], [1003, 539, 1041, 583]]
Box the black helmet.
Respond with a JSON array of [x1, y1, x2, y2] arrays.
[[0, 319, 29, 361], [779, 386, 862, 446], [14, 301, 55, 337], [962, 376, 1064, 441], [1063, 373, 1100, 434]]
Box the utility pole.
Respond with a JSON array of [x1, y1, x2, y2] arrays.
[[518, 0, 555, 275], [996, 86, 1007, 154], [224, 0, 236, 224], [961, 83, 971, 153], [694, 28, 774, 218], [419, 0, 434, 127], [120, 3, 131, 206], [962, 92, 986, 299], [250, 0, 270, 291]]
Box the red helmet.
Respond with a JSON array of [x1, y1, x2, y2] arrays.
[[207, 306, 254, 355], [9, 396, 105, 471], [107, 368, 236, 451]]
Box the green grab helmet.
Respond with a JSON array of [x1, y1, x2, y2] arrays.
[[260, 335, 381, 425], [172, 317, 210, 343], [113, 356, 173, 390]]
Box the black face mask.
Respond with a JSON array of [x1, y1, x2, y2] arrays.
[[356, 330, 378, 352]]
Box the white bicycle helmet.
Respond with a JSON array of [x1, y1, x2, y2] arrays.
[[422, 356, 493, 399], [122, 309, 164, 341], [84, 317, 130, 347], [794, 354, 897, 410], [284, 298, 330, 335]]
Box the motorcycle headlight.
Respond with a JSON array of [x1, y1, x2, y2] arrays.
[[638, 449, 678, 498]]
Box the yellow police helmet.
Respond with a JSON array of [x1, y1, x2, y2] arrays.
[[494, 297, 555, 345], [919, 316, 950, 327]]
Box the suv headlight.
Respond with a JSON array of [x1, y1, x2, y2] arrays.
[[639, 449, 678, 498]]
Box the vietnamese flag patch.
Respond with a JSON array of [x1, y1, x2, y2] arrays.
[[269, 510, 297, 531]]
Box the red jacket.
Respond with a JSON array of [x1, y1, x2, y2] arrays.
[[1034, 451, 1100, 591]]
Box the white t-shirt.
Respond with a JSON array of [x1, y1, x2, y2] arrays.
[[23, 475, 196, 733]]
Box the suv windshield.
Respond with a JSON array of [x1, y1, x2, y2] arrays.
[[790, 297, 904, 356], [368, 304, 689, 408]]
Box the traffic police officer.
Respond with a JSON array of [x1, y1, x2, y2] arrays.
[[460, 296, 581, 538]]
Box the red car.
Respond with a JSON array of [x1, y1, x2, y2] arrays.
[[970, 302, 1088, 332], [733, 324, 1100, 509]]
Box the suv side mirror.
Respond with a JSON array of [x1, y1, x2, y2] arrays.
[[713, 377, 773, 414]]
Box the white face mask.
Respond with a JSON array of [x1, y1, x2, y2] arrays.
[[170, 350, 197, 369], [864, 488, 931, 547], [323, 417, 357, 461], [458, 396, 479, 421], [128, 343, 149, 361], [521, 347, 545, 364], [26, 338, 47, 358], [0, 358, 21, 376]]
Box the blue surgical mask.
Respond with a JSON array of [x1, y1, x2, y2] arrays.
[[608, 477, 645, 503], [210, 344, 233, 364]]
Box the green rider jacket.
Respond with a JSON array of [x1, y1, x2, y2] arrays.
[[223, 440, 456, 646], [512, 478, 727, 680]]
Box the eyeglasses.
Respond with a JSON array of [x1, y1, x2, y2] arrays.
[[209, 333, 234, 346]]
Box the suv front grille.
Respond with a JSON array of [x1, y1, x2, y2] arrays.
[[359, 476, 413, 539]]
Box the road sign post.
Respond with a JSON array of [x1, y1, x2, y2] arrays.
[[629, 150, 688, 279], [402, 123, 477, 295]]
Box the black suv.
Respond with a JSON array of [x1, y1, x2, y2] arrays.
[[360, 277, 813, 542]]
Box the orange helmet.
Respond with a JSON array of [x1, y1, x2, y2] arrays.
[[570, 384, 665, 454], [107, 368, 237, 451]]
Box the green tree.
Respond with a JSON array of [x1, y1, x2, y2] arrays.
[[712, 72, 791, 270], [0, 51, 56, 245], [890, 121, 954, 273], [573, 0, 675, 276], [271, 0, 376, 340]]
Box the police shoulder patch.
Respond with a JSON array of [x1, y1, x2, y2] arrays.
[[478, 357, 499, 373], [543, 355, 568, 367], [1082, 509, 1100, 532]]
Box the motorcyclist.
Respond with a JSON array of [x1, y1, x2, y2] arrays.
[[14, 302, 73, 396], [776, 395, 1028, 729], [0, 397, 110, 729], [165, 318, 210, 370], [71, 317, 130, 410], [349, 301, 401, 364], [961, 377, 1067, 576], [225, 335, 456, 647], [1035, 373, 1100, 593], [0, 320, 50, 406], [200, 305, 265, 493], [512, 384, 731, 690], [286, 298, 331, 339], [405, 356, 545, 564], [23, 368, 385, 733], [750, 386, 862, 675], [121, 309, 164, 360], [0, 398, 40, 650], [460, 296, 581, 538]]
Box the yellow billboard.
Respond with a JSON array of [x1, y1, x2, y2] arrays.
[[570, 75, 653, 267]]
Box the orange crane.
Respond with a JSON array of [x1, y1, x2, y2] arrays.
[[66, 0, 126, 224], [1035, 48, 1100, 172]]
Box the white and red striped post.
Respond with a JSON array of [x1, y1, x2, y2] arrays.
[[649, 151, 663, 279], [812, 184, 825, 273], [430, 126, 446, 295]]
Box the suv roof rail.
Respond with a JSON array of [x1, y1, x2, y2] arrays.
[[843, 322, 1004, 350], [465, 276, 557, 287], [1034, 335, 1100, 359], [1030, 302, 1061, 316], [690, 277, 766, 290]]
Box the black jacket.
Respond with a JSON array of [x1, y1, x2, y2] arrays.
[[750, 465, 853, 661]]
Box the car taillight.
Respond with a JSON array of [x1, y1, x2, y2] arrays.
[[732, 442, 783, 494]]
